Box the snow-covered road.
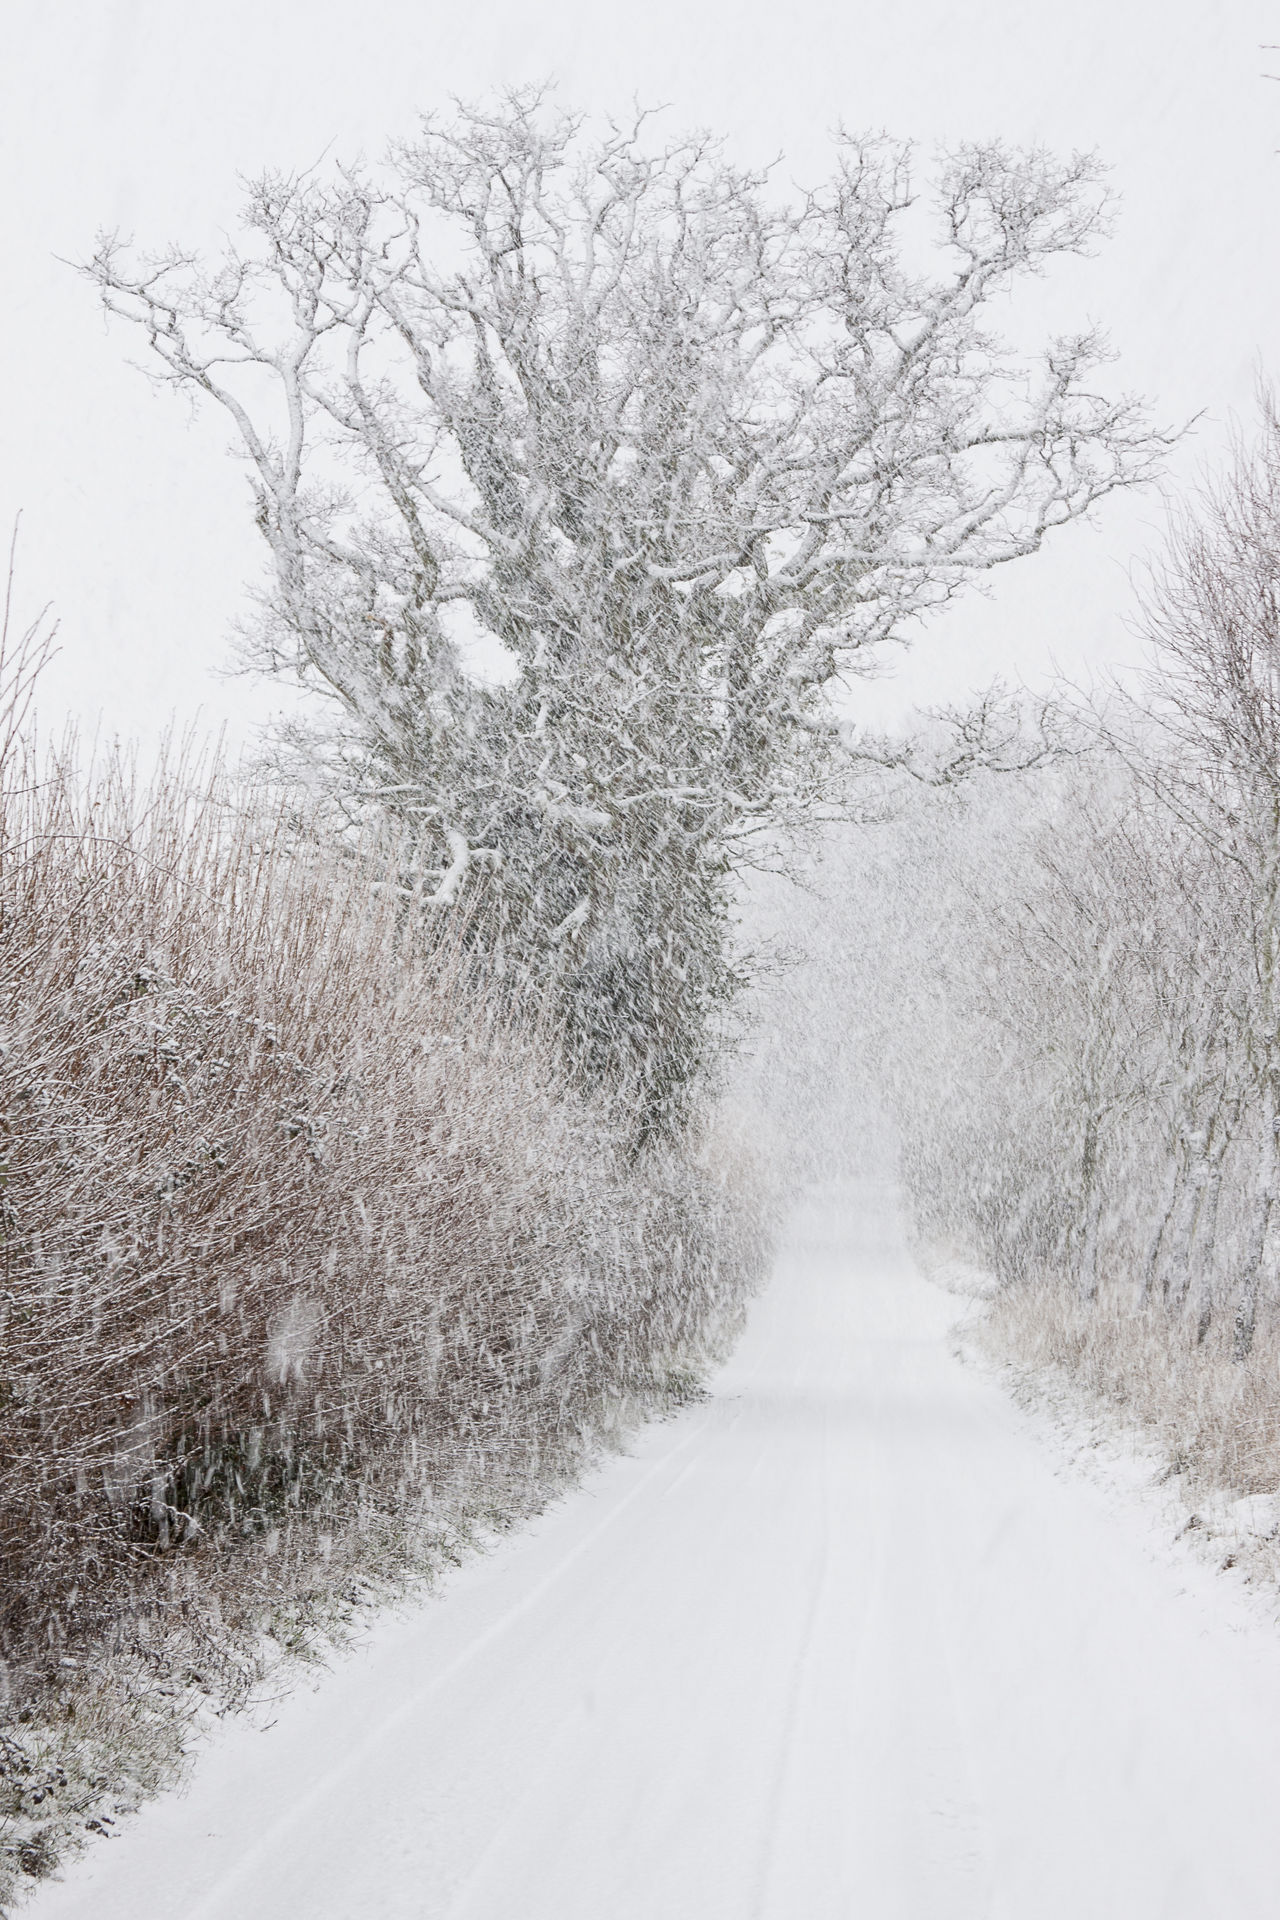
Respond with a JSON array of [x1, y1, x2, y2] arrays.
[[33, 1182, 1280, 1919]]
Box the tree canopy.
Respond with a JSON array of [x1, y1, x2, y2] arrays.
[[89, 94, 1170, 1139]]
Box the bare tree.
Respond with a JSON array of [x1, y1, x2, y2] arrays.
[[841, 410, 1280, 1355], [87, 93, 1168, 1139], [1108, 406, 1280, 1353]]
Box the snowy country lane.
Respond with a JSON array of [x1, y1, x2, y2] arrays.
[[33, 1183, 1280, 1920]]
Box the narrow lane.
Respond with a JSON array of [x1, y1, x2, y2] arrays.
[[33, 1183, 1280, 1918]]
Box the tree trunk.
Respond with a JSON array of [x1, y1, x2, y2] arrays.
[[1234, 1083, 1277, 1362], [1190, 1139, 1231, 1343], [1076, 1110, 1104, 1304], [1163, 1141, 1209, 1310], [1138, 1154, 1182, 1307]]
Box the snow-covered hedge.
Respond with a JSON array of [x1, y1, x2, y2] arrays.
[[0, 744, 766, 1896]]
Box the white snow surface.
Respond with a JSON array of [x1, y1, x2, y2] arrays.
[[32, 1180, 1280, 1919]]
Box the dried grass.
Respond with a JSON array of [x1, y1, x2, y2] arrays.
[[978, 1277, 1280, 1498]]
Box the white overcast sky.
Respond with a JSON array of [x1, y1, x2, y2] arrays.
[[3, 0, 1277, 751]]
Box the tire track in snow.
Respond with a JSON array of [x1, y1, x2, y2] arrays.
[[183, 1393, 731, 1920], [747, 1367, 833, 1919], [439, 1407, 778, 1920]]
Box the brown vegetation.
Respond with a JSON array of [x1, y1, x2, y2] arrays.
[[0, 659, 766, 1897], [978, 1277, 1280, 1498]]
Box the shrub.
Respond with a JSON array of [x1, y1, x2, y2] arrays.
[[0, 734, 766, 1900]]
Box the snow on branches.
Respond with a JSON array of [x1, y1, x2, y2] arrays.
[[86, 93, 1169, 1139]]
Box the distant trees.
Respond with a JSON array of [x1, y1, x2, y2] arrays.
[[88, 94, 1166, 1140], [1114, 410, 1280, 1352], [789, 408, 1280, 1360]]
